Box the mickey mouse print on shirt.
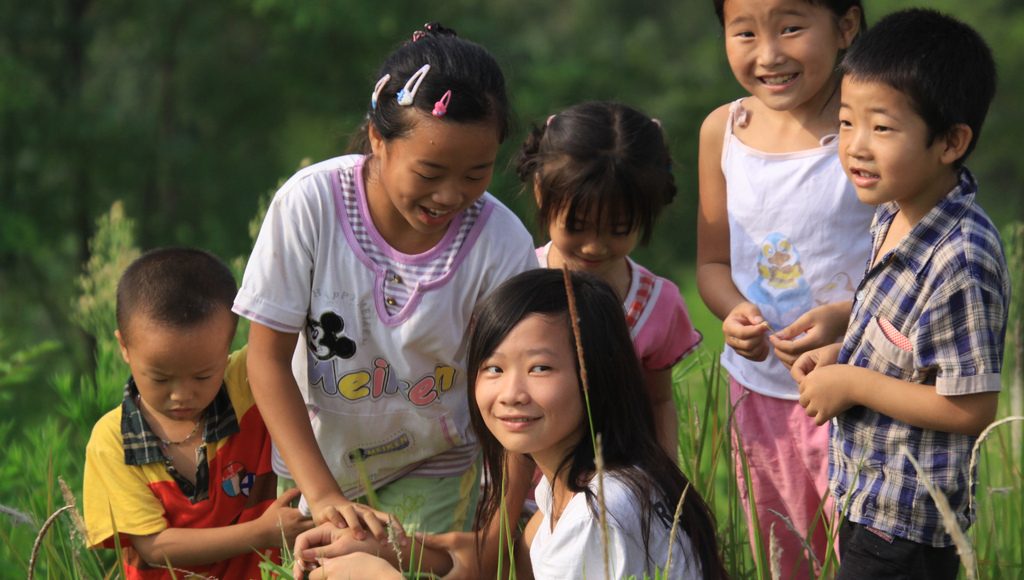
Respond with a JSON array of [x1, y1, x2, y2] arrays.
[[306, 312, 356, 360]]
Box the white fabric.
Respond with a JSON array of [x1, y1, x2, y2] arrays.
[[720, 99, 874, 399], [234, 154, 536, 497], [531, 473, 701, 580]]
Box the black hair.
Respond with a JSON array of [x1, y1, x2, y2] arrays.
[[516, 101, 675, 245], [839, 8, 996, 166], [349, 22, 510, 152], [468, 269, 726, 579], [116, 247, 238, 340], [713, 0, 867, 33]]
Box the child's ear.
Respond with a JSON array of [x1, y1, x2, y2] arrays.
[[939, 124, 973, 166], [115, 329, 130, 364], [368, 122, 386, 160], [838, 6, 862, 49]]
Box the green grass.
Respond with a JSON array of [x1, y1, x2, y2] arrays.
[[1, 205, 1021, 579]]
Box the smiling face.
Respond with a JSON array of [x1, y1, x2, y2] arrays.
[[474, 313, 585, 475], [367, 111, 501, 254], [117, 308, 235, 431], [838, 76, 963, 221], [722, 0, 858, 114]]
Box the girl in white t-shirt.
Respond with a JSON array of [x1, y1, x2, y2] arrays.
[[234, 22, 535, 570], [519, 101, 702, 457], [467, 269, 726, 579]]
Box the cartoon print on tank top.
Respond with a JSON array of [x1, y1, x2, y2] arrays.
[[745, 232, 814, 330]]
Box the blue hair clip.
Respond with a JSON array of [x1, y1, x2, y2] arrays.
[[396, 64, 431, 107], [370, 74, 391, 110]]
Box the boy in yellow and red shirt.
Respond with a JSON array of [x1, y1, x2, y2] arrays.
[[84, 247, 312, 578]]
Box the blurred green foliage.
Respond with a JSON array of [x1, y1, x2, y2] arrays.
[[2, 0, 1022, 382]]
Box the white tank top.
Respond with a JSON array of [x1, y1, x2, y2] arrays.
[[720, 99, 874, 399]]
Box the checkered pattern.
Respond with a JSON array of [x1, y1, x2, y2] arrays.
[[624, 268, 656, 328], [876, 316, 913, 353], [340, 168, 482, 315], [832, 168, 1009, 547], [121, 378, 238, 503]]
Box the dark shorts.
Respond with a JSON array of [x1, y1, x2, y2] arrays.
[[836, 518, 960, 580]]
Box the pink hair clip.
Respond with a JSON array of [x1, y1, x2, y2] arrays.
[[412, 30, 426, 42], [546, 114, 556, 126], [432, 90, 452, 117]]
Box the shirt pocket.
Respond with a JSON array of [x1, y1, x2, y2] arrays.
[[862, 316, 915, 379]]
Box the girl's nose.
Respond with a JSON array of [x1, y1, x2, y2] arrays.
[[497, 373, 530, 406], [432, 186, 463, 207], [757, 38, 785, 67]]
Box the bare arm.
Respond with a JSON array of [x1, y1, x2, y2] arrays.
[[696, 104, 744, 321], [795, 349, 998, 435], [247, 322, 391, 538], [645, 368, 678, 460], [696, 105, 771, 360], [131, 489, 312, 567]]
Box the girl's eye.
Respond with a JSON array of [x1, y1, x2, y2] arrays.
[[782, 25, 803, 34], [733, 31, 754, 39], [151, 377, 169, 384], [839, 119, 852, 128], [529, 364, 551, 373], [465, 174, 487, 182], [874, 125, 892, 133], [611, 225, 632, 236], [415, 172, 440, 181], [481, 365, 502, 375], [196, 375, 213, 381]]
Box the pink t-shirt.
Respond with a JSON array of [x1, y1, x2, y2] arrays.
[[536, 243, 701, 371]]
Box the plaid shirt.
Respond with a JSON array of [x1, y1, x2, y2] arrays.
[[121, 378, 239, 503], [831, 168, 1009, 547]]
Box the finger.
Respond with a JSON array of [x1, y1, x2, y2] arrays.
[[277, 487, 303, 506], [338, 505, 369, 540], [360, 509, 389, 541]]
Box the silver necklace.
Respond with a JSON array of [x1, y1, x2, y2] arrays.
[[136, 394, 203, 447], [159, 419, 202, 447]]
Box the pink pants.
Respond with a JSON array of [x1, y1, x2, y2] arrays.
[[731, 378, 833, 579]]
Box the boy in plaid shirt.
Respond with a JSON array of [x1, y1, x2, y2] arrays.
[[791, 9, 1009, 579]]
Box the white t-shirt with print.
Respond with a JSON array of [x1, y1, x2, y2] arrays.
[[234, 154, 536, 497]]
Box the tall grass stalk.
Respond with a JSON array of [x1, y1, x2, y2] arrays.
[[901, 446, 978, 580]]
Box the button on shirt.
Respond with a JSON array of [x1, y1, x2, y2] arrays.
[[831, 169, 1009, 547]]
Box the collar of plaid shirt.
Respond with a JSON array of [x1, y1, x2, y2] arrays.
[[119, 377, 239, 502]]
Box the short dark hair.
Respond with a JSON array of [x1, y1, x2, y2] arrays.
[[840, 9, 997, 165], [713, 0, 867, 32], [516, 101, 675, 245], [350, 22, 510, 152], [116, 247, 238, 339], [468, 269, 726, 579]]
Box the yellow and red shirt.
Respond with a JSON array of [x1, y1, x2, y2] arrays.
[[84, 347, 278, 579]]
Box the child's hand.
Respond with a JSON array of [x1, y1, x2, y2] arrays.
[[257, 488, 314, 548], [723, 301, 772, 361], [797, 364, 855, 425], [310, 493, 398, 542], [417, 531, 477, 579], [292, 521, 405, 578], [770, 302, 852, 368], [793, 343, 851, 425], [790, 343, 841, 383], [296, 551, 403, 580]]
